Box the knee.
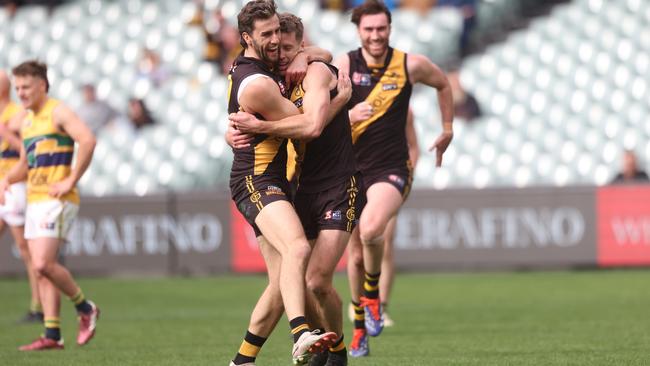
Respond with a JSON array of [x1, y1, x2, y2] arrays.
[[349, 250, 364, 270], [287, 242, 312, 262], [359, 221, 384, 246], [32, 259, 53, 277], [306, 273, 331, 297]]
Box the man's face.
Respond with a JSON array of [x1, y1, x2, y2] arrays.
[[357, 13, 390, 59], [14, 75, 46, 110], [247, 15, 281, 67], [279, 31, 303, 74]]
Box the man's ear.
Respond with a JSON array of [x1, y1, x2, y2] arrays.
[[242, 32, 252, 47]]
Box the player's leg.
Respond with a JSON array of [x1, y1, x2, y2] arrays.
[[255, 201, 336, 363], [306, 231, 349, 334], [306, 229, 350, 366], [10, 225, 43, 322], [379, 216, 397, 327], [28, 201, 98, 346], [231, 236, 284, 366], [358, 182, 402, 337], [346, 228, 369, 358], [19, 238, 64, 350]]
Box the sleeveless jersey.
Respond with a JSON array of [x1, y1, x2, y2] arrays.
[[227, 54, 289, 197], [289, 62, 356, 193], [0, 101, 22, 177], [21, 98, 79, 204], [347, 47, 412, 174]]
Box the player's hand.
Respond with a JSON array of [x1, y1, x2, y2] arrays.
[[336, 71, 352, 104], [226, 119, 254, 149], [49, 176, 75, 198], [229, 111, 262, 134], [348, 101, 373, 126], [429, 130, 454, 167], [0, 178, 9, 205], [285, 52, 308, 86]]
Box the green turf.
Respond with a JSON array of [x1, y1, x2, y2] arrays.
[[1, 270, 649, 365]]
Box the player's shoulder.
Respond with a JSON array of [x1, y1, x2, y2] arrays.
[[243, 76, 280, 96]]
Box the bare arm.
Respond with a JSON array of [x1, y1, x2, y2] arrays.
[[0, 143, 28, 203], [49, 104, 96, 197], [325, 70, 352, 124], [407, 53, 454, 166], [225, 120, 254, 149], [239, 76, 301, 120], [405, 107, 419, 167], [233, 63, 333, 140], [284, 46, 333, 86], [0, 109, 26, 151]]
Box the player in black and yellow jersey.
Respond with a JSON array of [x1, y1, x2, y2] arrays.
[[226, 2, 339, 365], [347, 107, 419, 329], [230, 12, 363, 366], [0, 61, 99, 351], [334, 0, 454, 357], [0, 70, 42, 323]]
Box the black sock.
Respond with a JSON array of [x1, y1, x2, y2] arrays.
[[363, 272, 380, 299], [329, 334, 346, 354], [352, 301, 365, 330], [71, 290, 93, 314], [233, 331, 267, 365], [44, 317, 61, 341], [289, 316, 310, 343]]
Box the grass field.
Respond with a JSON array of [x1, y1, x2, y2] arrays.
[[1, 270, 649, 365]]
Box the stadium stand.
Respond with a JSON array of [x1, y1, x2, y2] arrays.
[[0, 0, 647, 195]]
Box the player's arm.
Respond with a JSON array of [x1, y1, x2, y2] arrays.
[[238, 76, 301, 120], [407, 53, 454, 167], [0, 143, 28, 204], [332, 53, 374, 125], [285, 46, 333, 86], [225, 120, 254, 149], [405, 107, 419, 167], [233, 63, 332, 140], [50, 104, 97, 197], [0, 109, 26, 151], [325, 70, 352, 123]]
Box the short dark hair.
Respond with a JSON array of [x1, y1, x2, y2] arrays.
[[237, 0, 278, 48], [12, 60, 49, 92], [279, 12, 304, 42], [351, 0, 392, 26]]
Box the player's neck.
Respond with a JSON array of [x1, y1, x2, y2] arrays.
[[0, 98, 8, 112], [31, 96, 48, 114], [243, 48, 271, 69], [361, 48, 388, 68]]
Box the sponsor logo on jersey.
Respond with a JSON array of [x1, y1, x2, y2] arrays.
[[389, 174, 405, 187], [324, 210, 342, 220], [382, 83, 398, 91], [352, 72, 372, 86]]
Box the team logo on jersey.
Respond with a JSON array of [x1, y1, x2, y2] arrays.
[[352, 72, 372, 86], [388, 174, 405, 188], [265, 185, 285, 196], [324, 210, 342, 220]]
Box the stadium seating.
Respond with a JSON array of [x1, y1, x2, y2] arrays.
[[0, 0, 646, 195]]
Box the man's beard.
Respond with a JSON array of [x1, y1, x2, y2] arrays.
[[253, 40, 279, 70]]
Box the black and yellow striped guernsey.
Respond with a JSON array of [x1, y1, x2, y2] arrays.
[[347, 47, 413, 174], [288, 62, 356, 193], [227, 54, 289, 199], [21, 98, 79, 204], [0, 101, 22, 178]]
